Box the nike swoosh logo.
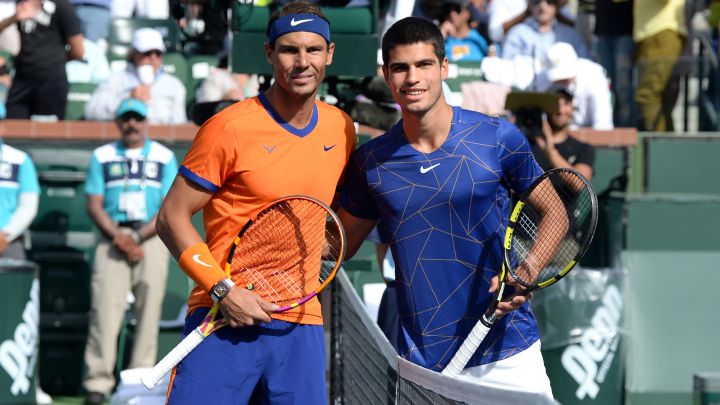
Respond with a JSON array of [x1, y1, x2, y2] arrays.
[[192, 254, 212, 268], [420, 163, 440, 174], [323, 144, 336, 152], [290, 17, 313, 26]]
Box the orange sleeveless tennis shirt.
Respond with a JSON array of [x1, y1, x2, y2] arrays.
[[180, 94, 356, 325]]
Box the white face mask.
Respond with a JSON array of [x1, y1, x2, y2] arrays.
[[137, 64, 156, 85]]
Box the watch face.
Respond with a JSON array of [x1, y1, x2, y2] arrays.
[[214, 282, 230, 298]]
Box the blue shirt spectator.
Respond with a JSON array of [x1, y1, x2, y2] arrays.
[[502, 0, 589, 60]]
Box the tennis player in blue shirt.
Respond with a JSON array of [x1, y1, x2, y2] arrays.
[[338, 17, 554, 398]]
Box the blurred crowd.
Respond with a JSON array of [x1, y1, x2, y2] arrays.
[[0, 0, 714, 133]]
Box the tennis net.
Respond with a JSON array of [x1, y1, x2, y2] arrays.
[[329, 269, 560, 405]]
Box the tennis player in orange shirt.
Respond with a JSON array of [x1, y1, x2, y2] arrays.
[[155, 2, 356, 403]]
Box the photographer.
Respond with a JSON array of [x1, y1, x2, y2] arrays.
[[531, 87, 594, 180]]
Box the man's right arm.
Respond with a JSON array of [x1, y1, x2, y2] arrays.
[[156, 174, 278, 326]]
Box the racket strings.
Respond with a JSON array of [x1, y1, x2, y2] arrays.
[[228, 199, 343, 306], [510, 172, 594, 285]]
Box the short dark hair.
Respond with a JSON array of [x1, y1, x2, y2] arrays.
[[381, 17, 445, 66], [266, 1, 330, 38]]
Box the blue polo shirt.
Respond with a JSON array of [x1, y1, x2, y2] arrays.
[[340, 107, 544, 371], [0, 142, 40, 228], [85, 139, 177, 222]]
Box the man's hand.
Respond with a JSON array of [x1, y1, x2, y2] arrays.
[[15, 0, 41, 21], [126, 244, 144, 264], [131, 85, 152, 102], [488, 273, 532, 318], [536, 119, 556, 153], [0, 232, 9, 254], [219, 287, 280, 328]]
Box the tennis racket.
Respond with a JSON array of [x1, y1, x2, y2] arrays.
[[141, 195, 346, 389], [442, 167, 598, 376]]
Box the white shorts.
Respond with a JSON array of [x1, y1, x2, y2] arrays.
[[457, 340, 554, 399]]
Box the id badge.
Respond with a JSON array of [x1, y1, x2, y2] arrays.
[[119, 191, 147, 221]]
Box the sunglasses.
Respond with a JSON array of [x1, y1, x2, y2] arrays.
[[531, 0, 558, 5], [140, 50, 163, 57], [119, 112, 146, 122]]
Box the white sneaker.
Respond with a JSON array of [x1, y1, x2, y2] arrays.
[[36, 386, 52, 405]]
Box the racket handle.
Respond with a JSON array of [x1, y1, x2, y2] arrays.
[[441, 321, 491, 377], [141, 328, 206, 389]]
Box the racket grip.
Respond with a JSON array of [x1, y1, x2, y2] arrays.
[[441, 322, 491, 377], [141, 328, 206, 389]]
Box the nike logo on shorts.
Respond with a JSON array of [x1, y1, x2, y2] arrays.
[[324, 144, 336, 151], [192, 254, 212, 268], [290, 18, 313, 26], [420, 163, 440, 174]]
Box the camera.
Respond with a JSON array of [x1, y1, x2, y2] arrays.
[[504, 92, 560, 142]]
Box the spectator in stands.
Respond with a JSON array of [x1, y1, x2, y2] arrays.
[[82, 98, 177, 405], [195, 55, 255, 103], [535, 42, 613, 129], [0, 0, 84, 120], [70, 0, 110, 47], [502, 0, 589, 60], [0, 0, 20, 55], [111, 0, 169, 19], [487, 0, 573, 45], [594, 0, 633, 127], [85, 27, 187, 124], [0, 103, 39, 260], [0, 55, 10, 103], [575, 0, 595, 52], [439, 0, 488, 62], [172, 0, 230, 56], [532, 87, 595, 180], [338, 17, 553, 398], [634, 0, 686, 131]]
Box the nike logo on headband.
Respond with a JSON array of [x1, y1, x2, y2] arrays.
[[290, 17, 314, 26]]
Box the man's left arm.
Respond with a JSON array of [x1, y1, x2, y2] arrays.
[[57, 0, 84, 60]]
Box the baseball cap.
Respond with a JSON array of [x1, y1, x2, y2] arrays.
[[132, 28, 166, 54], [545, 42, 578, 82], [116, 98, 148, 119]]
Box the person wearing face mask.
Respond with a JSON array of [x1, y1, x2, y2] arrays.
[[84, 27, 187, 124], [82, 98, 178, 405]]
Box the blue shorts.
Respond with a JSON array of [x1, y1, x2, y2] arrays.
[[166, 307, 327, 405]]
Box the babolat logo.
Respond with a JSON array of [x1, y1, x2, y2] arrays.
[[561, 284, 623, 400], [0, 279, 39, 396]]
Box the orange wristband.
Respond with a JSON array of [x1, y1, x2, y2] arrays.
[[178, 242, 227, 292]]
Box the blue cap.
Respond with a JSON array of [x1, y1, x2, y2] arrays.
[[116, 98, 148, 119], [0, 103, 6, 120]]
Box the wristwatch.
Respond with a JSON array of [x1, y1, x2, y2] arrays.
[[210, 278, 234, 303]]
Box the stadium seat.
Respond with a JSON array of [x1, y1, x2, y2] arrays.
[[162, 51, 190, 86], [0, 49, 14, 70], [231, 2, 379, 77], [65, 82, 98, 120]]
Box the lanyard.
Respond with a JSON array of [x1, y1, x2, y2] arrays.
[[118, 140, 150, 191], [122, 156, 147, 190]]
